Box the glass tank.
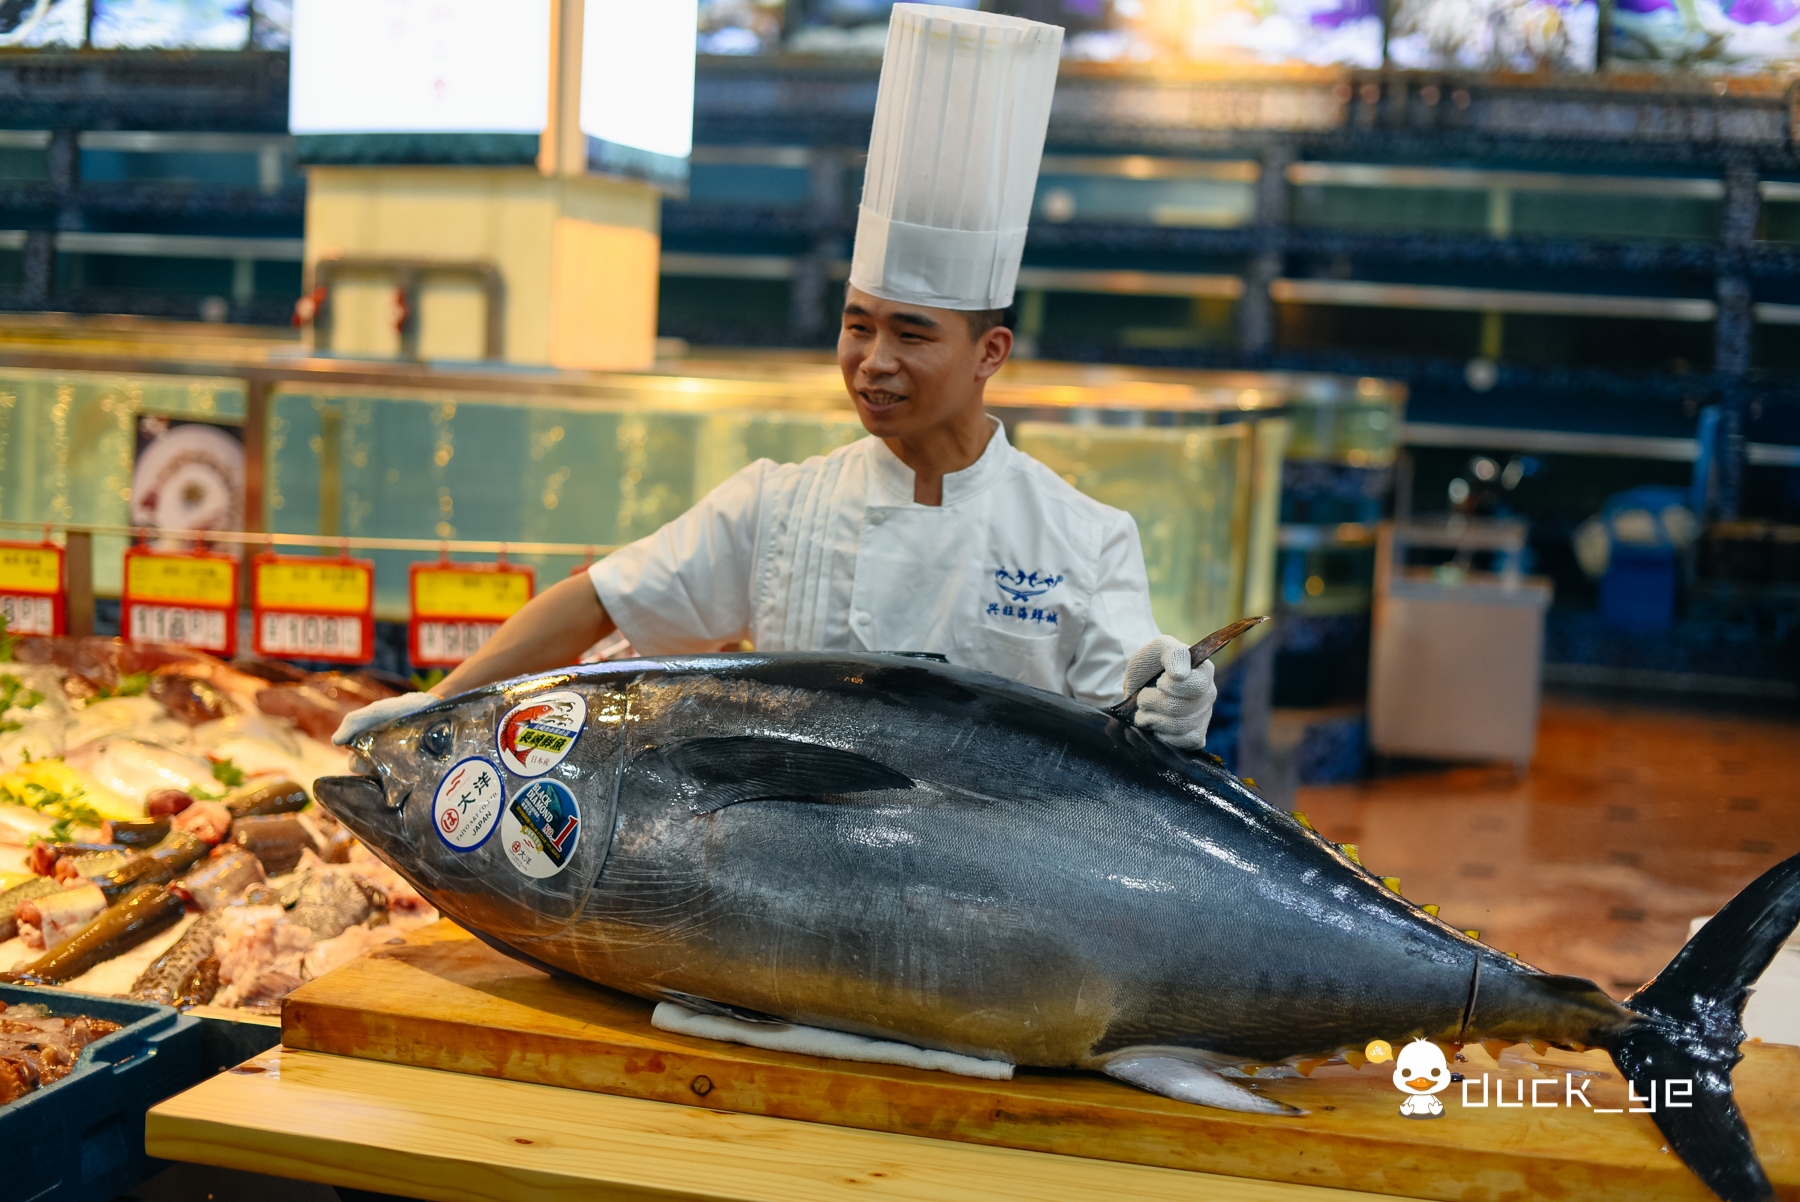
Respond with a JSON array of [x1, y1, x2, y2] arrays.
[[268, 387, 867, 617], [0, 367, 246, 594], [1013, 422, 1252, 647]]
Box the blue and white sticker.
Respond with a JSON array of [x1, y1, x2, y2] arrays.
[[496, 690, 587, 777], [431, 757, 504, 852], [501, 778, 581, 879]]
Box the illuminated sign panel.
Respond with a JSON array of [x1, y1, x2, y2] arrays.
[[290, 0, 551, 136], [581, 0, 698, 183]]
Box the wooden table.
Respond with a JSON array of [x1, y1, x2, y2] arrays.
[[145, 1046, 1406, 1202]]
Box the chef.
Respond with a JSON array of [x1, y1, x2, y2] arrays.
[[336, 4, 1214, 750]]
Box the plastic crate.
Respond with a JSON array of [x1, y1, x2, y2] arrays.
[[0, 984, 206, 1202]]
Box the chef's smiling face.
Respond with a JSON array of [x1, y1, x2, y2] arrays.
[[838, 286, 1011, 440]]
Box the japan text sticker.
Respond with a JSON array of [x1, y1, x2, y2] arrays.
[[496, 689, 587, 777], [431, 757, 505, 852], [502, 778, 582, 880]]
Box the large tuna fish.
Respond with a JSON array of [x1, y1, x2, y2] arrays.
[[319, 652, 1800, 1202]]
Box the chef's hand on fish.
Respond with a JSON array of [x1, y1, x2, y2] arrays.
[[1123, 635, 1216, 751], [332, 692, 440, 745]]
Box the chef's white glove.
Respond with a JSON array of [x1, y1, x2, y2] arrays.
[[1123, 635, 1216, 751], [331, 693, 440, 745]]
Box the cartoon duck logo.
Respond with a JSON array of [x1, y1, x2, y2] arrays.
[[1390, 1038, 1451, 1118]]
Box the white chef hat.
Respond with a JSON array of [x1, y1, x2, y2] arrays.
[[849, 5, 1063, 313]]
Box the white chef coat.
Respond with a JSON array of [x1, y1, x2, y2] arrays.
[[588, 419, 1161, 706]]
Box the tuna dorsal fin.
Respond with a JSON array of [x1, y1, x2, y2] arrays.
[[653, 735, 913, 815]]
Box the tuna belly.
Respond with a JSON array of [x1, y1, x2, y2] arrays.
[[548, 800, 1177, 1068]]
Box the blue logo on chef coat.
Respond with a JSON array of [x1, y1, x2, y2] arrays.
[[986, 568, 1063, 628]]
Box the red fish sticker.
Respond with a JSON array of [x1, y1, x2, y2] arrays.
[[431, 757, 504, 852], [495, 690, 586, 777]]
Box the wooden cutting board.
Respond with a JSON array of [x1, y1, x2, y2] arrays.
[[281, 921, 1800, 1202]]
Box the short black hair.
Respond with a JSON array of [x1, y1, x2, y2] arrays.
[[962, 305, 1016, 341]]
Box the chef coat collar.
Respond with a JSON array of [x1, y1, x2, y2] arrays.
[[869, 416, 1012, 507]]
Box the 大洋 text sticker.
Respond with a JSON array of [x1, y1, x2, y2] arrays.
[[432, 757, 504, 852]]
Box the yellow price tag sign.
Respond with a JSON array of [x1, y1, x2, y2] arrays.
[[0, 546, 60, 594], [126, 553, 236, 607], [256, 560, 372, 614], [412, 567, 532, 620]]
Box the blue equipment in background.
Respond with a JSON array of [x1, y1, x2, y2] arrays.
[[1598, 486, 1689, 633]]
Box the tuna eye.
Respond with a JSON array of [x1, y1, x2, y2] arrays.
[[422, 722, 454, 758]]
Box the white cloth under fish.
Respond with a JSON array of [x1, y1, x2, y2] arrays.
[[651, 1001, 1014, 1080]]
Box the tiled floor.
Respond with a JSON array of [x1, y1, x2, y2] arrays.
[[1294, 693, 1800, 997]]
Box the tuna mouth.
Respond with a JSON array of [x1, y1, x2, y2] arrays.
[[315, 774, 393, 819]]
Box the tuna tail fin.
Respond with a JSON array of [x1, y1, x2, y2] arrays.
[[1606, 851, 1800, 1202]]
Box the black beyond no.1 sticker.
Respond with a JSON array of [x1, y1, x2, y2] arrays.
[[502, 778, 581, 880], [496, 689, 586, 777], [432, 757, 504, 852]]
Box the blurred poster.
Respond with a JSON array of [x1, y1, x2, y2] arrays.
[[253, 0, 292, 49], [131, 416, 246, 537], [698, 0, 784, 54], [0, 0, 85, 45], [1613, 0, 1800, 72], [1143, 0, 1385, 68], [90, 0, 248, 48], [1388, 0, 1599, 72]]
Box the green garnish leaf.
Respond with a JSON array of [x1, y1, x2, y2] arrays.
[[210, 757, 246, 789]]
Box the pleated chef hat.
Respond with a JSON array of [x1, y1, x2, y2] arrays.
[[850, 5, 1063, 312]]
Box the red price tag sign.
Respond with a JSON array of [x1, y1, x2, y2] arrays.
[[0, 541, 64, 638], [409, 560, 534, 668], [122, 546, 238, 655], [252, 554, 376, 664]]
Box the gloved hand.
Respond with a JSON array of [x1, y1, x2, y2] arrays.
[[331, 692, 440, 746], [1123, 635, 1216, 751]]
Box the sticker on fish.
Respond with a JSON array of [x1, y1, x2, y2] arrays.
[[496, 690, 586, 777], [502, 779, 581, 880], [431, 757, 505, 852]]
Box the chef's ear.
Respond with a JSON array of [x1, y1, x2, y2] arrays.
[[974, 324, 1012, 380]]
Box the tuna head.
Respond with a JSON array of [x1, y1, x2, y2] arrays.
[[314, 674, 627, 944]]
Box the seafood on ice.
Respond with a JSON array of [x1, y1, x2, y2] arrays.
[[0, 636, 438, 1012]]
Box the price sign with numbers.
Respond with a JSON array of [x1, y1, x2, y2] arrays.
[[252, 553, 375, 664], [0, 541, 64, 638], [409, 560, 535, 668], [122, 546, 238, 655]]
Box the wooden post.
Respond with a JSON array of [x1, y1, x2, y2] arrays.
[[242, 378, 269, 608], [65, 530, 93, 637]]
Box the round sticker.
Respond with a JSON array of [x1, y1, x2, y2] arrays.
[[431, 757, 505, 852], [496, 690, 587, 777], [501, 778, 582, 880]]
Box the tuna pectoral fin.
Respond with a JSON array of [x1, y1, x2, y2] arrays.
[[658, 989, 791, 1026], [1103, 1055, 1306, 1116], [1609, 851, 1800, 1202], [652, 735, 913, 815]]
